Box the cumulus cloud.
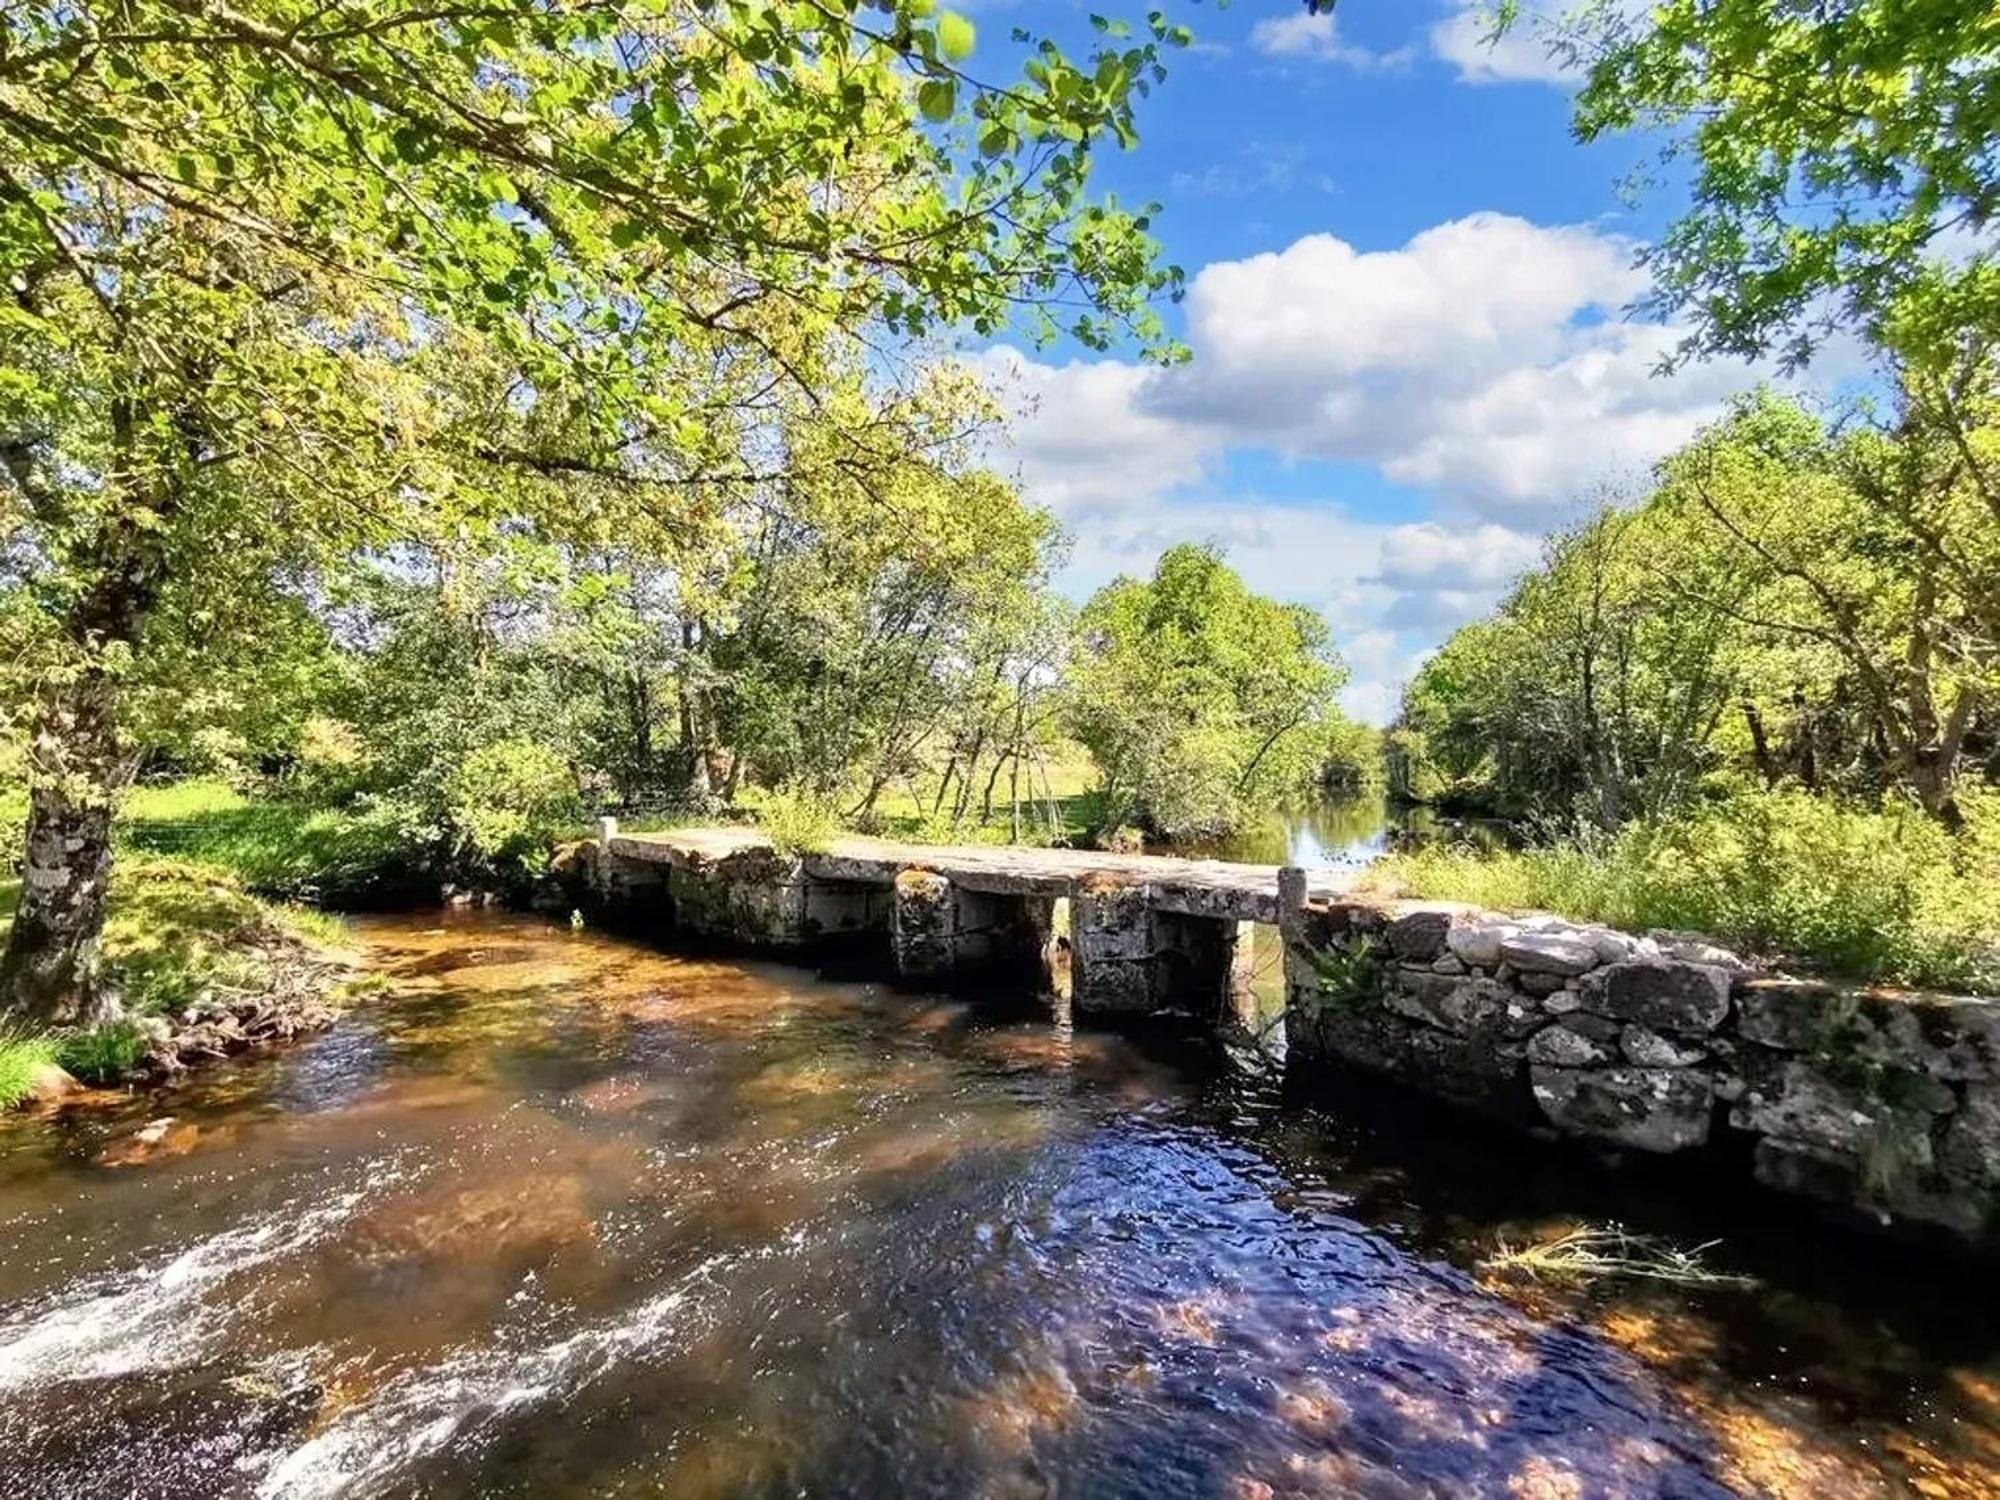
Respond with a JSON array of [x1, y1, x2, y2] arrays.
[[962, 346, 1214, 516], [1249, 12, 1413, 71], [970, 212, 1779, 719], [1141, 212, 1749, 520], [1429, 1, 1649, 87]]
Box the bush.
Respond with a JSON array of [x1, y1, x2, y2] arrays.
[[445, 739, 583, 879], [755, 786, 840, 856], [56, 1022, 147, 1085], [1376, 788, 2000, 990]]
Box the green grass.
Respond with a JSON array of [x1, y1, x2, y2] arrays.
[[116, 777, 423, 903], [0, 852, 352, 1094], [1371, 787, 2000, 991], [0, 1032, 59, 1109]]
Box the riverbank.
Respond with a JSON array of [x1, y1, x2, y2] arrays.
[[1368, 789, 2000, 993], [0, 856, 358, 1107]]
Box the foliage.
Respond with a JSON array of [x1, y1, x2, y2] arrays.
[[1393, 385, 1997, 825], [1565, 0, 2000, 370], [445, 740, 582, 879], [1067, 545, 1347, 838], [55, 1021, 147, 1087], [1375, 787, 2000, 990], [754, 787, 842, 857], [0, 0, 1188, 1019], [0, 1031, 58, 1109], [116, 779, 425, 904]]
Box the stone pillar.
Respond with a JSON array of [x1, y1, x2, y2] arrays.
[[892, 869, 957, 980], [1070, 878, 1154, 1015]]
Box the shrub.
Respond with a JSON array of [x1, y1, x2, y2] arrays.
[[1376, 788, 2000, 990], [445, 739, 583, 879], [56, 1022, 148, 1085], [756, 786, 840, 856]]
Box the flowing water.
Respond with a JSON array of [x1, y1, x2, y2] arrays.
[[3, 911, 1998, 1498]]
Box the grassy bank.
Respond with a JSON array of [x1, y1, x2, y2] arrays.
[[0, 852, 352, 1105], [1369, 789, 2000, 992]]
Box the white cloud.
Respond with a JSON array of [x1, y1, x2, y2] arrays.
[[971, 212, 1787, 719], [1144, 212, 1739, 519], [1429, 1, 1650, 87], [1249, 12, 1413, 71], [963, 347, 1213, 516]]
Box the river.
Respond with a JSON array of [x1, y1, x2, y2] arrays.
[[2, 909, 1997, 1497]]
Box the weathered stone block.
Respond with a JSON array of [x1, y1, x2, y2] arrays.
[[1942, 1084, 2000, 1185], [1730, 1058, 1946, 1168], [1753, 1137, 1994, 1240], [1577, 960, 1732, 1033], [1527, 1021, 1617, 1069], [891, 869, 956, 980], [1500, 931, 1600, 978], [1072, 880, 1158, 1015], [1385, 909, 1452, 963], [1646, 929, 1748, 970], [1517, 971, 1568, 997], [1407, 1027, 1529, 1116], [1735, 978, 1845, 1050], [1621, 1025, 1707, 1068], [1445, 919, 1514, 969], [1585, 927, 1643, 964], [1290, 999, 1415, 1077], [1530, 1065, 1713, 1152]]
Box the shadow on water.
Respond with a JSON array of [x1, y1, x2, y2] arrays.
[[0, 909, 1995, 1498]]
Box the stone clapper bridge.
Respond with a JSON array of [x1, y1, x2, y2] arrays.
[[586, 822, 2000, 1251], [588, 821, 1351, 1023]]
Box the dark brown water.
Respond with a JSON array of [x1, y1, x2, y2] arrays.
[[3, 912, 1998, 1498]]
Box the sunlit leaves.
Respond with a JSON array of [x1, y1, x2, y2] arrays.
[[1568, 0, 2000, 368]]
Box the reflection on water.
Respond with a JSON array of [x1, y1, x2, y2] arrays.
[[0, 910, 1995, 1498], [1172, 794, 1480, 871]]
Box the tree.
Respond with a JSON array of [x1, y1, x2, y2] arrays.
[[0, 0, 1185, 1022], [1654, 390, 1997, 818], [1565, 0, 1999, 370], [1391, 504, 1741, 826], [1068, 544, 1344, 837]]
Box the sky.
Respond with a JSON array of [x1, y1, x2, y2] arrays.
[[961, 0, 1822, 725]]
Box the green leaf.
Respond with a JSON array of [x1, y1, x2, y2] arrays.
[[917, 77, 957, 123], [937, 11, 976, 62]]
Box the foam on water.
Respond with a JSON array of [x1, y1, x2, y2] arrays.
[[0, 1155, 411, 1392], [252, 1247, 750, 1499]]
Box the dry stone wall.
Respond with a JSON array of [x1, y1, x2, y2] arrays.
[[1283, 896, 2000, 1248]]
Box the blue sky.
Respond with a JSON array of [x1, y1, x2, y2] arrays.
[[962, 1, 1816, 722]]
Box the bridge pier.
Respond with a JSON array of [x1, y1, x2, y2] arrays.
[[1070, 877, 1256, 1021], [891, 870, 1054, 984]]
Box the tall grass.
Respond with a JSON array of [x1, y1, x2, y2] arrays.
[[0, 1032, 59, 1109], [1374, 788, 2000, 991]]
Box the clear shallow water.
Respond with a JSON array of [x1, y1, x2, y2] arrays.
[[1, 912, 1997, 1498]]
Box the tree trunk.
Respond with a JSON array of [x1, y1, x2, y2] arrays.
[[1742, 701, 1777, 787], [0, 675, 129, 1026]]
